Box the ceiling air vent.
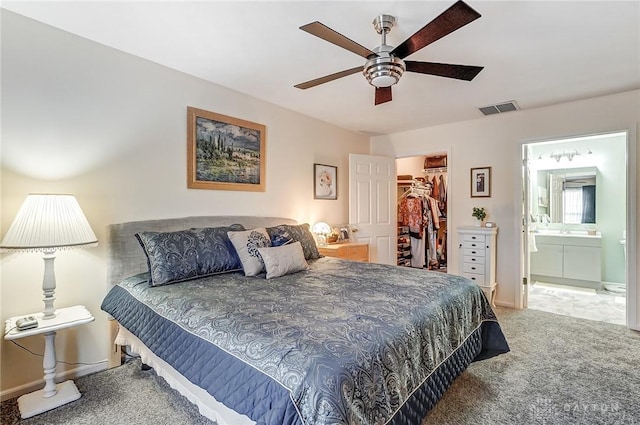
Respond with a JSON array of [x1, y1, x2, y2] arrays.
[[479, 101, 519, 116]]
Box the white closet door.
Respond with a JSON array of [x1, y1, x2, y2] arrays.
[[349, 154, 396, 265]]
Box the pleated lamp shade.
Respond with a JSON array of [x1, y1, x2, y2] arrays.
[[0, 194, 98, 251]]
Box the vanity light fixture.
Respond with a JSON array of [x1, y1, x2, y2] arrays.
[[548, 149, 589, 162]]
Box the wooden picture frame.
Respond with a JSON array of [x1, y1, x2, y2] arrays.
[[471, 167, 491, 198], [314, 164, 337, 200], [187, 106, 266, 191]]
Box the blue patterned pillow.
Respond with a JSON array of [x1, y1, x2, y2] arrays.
[[269, 227, 294, 247], [266, 223, 320, 260], [136, 230, 199, 287], [191, 224, 245, 275], [136, 224, 245, 287]]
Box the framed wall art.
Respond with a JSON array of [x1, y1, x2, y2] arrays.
[[471, 166, 491, 197], [314, 164, 337, 200], [187, 106, 266, 191]]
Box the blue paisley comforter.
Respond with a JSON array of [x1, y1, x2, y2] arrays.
[[102, 257, 509, 425]]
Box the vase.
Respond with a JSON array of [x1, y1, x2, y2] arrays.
[[474, 219, 482, 227]]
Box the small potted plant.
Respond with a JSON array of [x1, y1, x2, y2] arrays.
[[472, 207, 487, 227]]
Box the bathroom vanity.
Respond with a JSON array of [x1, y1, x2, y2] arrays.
[[530, 231, 602, 289]]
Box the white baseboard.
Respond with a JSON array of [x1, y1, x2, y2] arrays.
[[495, 300, 515, 308], [0, 360, 108, 402]]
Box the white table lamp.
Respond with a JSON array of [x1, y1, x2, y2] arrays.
[[312, 221, 332, 246], [1, 194, 98, 319]]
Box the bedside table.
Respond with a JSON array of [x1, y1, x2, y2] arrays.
[[318, 242, 369, 262], [4, 305, 95, 419]]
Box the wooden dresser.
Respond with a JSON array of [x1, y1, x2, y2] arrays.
[[318, 242, 369, 262]]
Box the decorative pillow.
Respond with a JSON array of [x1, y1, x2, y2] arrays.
[[191, 224, 245, 275], [136, 230, 199, 286], [266, 223, 321, 260], [136, 224, 246, 287], [258, 242, 308, 279], [269, 227, 294, 247], [227, 228, 272, 276]]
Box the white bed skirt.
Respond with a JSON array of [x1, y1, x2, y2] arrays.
[[115, 325, 255, 425]]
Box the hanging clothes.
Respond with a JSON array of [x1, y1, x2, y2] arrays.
[[423, 195, 439, 268], [438, 174, 447, 212], [398, 181, 442, 269], [399, 195, 424, 238], [431, 175, 439, 201]]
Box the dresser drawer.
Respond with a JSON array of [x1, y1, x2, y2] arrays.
[[462, 234, 484, 243], [319, 243, 369, 262], [461, 240, 484, 249], [463, 262, 485, 274], [343, 245, 368, 262], [463, 247, 485, 257], [463, 255, 485, 265], [461, 272, 486, 285]]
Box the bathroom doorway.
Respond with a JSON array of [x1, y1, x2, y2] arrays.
[[522, 132, 627, 325]]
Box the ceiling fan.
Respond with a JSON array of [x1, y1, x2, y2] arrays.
[[294, 0, 484, 105]]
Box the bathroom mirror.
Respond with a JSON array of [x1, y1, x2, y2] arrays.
[[536, 167, 597, 224]]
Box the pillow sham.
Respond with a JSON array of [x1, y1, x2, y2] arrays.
[[258, 241, 308, 279], [266, 223, 321, 260], [136, 230, 199, 287], [191, 224, 245, 275], [227, 228, 272, 276], [269, 227, 294, 247], [136, 224, 245, 287]]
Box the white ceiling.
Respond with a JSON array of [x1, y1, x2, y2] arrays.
[[3, 1, 639, 135]]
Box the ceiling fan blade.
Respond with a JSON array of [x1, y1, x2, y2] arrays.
[[405, 61, 483, 81], [300, 22, 376, 59], [294, 66, 363, 90], [391, 1, 481, 59], [374, 87, 392, 105]]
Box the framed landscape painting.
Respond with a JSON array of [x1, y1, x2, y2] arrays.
[[187, 107, 266, 191]]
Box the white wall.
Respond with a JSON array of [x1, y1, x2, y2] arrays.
[[396, 156, 425, 177], [371, 90, 639, 328], [0, 11, 369, 396]]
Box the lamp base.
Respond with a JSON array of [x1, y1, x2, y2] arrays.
[[17, 380, 81, 419]]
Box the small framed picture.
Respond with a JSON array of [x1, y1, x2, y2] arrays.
[[471, 167, 491, 198], [314, 164, 337, 200], [333, 225, 352, 242]]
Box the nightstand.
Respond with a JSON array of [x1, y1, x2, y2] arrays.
[[4, 305, 95, 419], [318, 242, 369, 262]]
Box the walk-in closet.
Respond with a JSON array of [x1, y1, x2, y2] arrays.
[[397, 155, 448, 272]]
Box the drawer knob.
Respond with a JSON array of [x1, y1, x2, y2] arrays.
[[471, 251, 476, 254], [471, 267, 476, 270], [471, 258, 476, 262]]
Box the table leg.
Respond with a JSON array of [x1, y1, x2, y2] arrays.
[[17, 330, 82, 418], [42, 331, 58, 397]]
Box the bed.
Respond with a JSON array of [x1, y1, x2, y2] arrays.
[[101, 216, 509, 425]]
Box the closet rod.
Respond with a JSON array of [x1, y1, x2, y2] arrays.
[[423, 167, 448, 174]]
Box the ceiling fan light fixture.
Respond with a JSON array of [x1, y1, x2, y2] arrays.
[[364, 54, 406, 88]]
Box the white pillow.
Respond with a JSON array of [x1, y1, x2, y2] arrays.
[[258, 242, 308, 279], [227, 228, 272, 276]]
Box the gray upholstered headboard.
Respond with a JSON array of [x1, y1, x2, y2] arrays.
[[107, 216, 297, 286]]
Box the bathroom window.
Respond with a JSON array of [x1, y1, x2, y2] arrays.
[[563, 183, 596, 224], [563, 187, 583, 224]]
